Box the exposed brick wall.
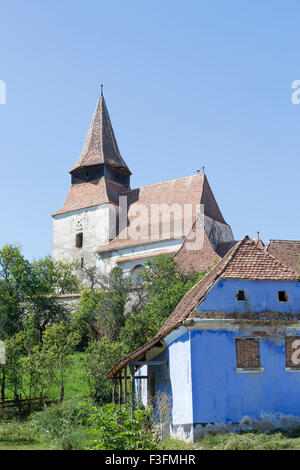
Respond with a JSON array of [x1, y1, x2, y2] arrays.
[[286, 336, 300, 368], [235, 338, 260, 368]]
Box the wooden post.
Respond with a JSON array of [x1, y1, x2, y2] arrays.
[[124, 366, 127, 404], [130, 362, 135, 419], [112, 377, 117, 404], [118, 375, 122, 406]]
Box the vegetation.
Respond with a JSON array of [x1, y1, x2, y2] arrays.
[[84, 403, 158, 450], [0, 243, 299, 450]]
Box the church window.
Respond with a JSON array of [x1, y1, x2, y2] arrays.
[[236, 338, 260, 369], [278, 290, 288, 302], [76, 232, 83, 248], [131, 265, 144, 286], [236, 290, 246, 301]]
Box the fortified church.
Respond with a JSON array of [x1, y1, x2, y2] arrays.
[[52, 90, 235, 277]]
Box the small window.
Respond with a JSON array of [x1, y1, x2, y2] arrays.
[[236, 290, 246, 301], [278, 290, 288, 302], [75, 232, 83, 248], [286, 337, 300, 369], [236, 338, 260, 369], [80, 257, 84, 268]]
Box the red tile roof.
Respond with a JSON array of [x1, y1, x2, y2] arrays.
[[174, 217, 221, 272], [53, 177, 126, 216], [266, 240, 300, 275], [98, 174, 230, 253], [220, 238, 297, 280]]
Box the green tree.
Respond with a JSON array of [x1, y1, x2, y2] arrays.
[[119, 255, 205, 352], [73, 267, 132, 343], [0, 244, 34, 338], [70, 289, 107, 347], [42, 322, 80, 402], [32, 256, 80, 295], [84, 338, 125, 403]]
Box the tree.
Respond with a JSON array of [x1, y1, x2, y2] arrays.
[[0, 244, 34, 338], [84, 338, 125, 403], [28, 256, 80, 342], [73, 267, 133, 342], [42, 322, 80, 402], [119, 255, 205, 352], [5, 324, 56, 402], [32, 256, 80, 295]]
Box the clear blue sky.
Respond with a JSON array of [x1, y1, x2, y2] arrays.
[[1, 0, 300, 260]]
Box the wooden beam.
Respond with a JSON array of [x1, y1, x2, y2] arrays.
[[112, 377, 117, 404], [118, 375, 122, 406], [124, 366, 127, 404], [133, 361, 167, 366], [130, 362, 135, 419]]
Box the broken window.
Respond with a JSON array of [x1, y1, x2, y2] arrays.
[[236, 338, 260, 369], [75, 232, 83, 248], [286, 337, 300, 369], [236, 290, 246, 301], [278, 290, 288, 302]]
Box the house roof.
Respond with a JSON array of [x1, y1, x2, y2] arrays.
[[98, 173, 229, 254], [52, 177, 126, 216], [220, 237, 296, 280], [107, 236, 299, 377], [266, 240, 300, 275], [69, 92, 131, 175]]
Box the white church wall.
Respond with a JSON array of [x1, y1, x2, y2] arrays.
[[97, 238, 184, 276], [52, 203, 114, 267]]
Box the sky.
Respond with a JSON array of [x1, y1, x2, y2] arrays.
[[1, 0, 300, 260]]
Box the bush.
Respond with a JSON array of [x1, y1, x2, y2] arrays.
[[84, 338, 125, 403], [84, 403, 159, 450], [29, 399, 93, 450]]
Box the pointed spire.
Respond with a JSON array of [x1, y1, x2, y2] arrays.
[[70, 90, 131, 174]]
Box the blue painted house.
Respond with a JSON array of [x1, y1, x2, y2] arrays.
[[108, 236, 300, 441]]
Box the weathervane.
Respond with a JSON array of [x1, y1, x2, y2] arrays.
[[101, 84, 104, 96], [196, 166, 205, 174]]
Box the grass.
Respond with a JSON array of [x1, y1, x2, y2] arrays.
[[160, 429, 300, 450], [2, 412, 300, 450], [4, 351, 90, 401], [0, 421, 51, 450], [47, 351, 90, 400], [0, 398, 93, 450]]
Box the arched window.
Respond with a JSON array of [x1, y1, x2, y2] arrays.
[[131, 264, 144, 285]]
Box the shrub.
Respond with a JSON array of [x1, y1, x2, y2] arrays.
[[29, 399, 92, 450], [84, 403, 159, 450]]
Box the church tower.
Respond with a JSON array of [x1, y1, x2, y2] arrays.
[[69, 87, 131, 188], [52, 90, 130, 268]]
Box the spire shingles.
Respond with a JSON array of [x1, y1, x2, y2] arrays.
[[70, 93, 131, 174]]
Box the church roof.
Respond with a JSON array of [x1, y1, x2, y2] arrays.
[[266, 240, 300, 275], [69, 92, 131, 175], [107, 236, 299, 377], [174, 217, 221, 272], [52, 177, 126, 216], [98, 173, 229, 253]]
